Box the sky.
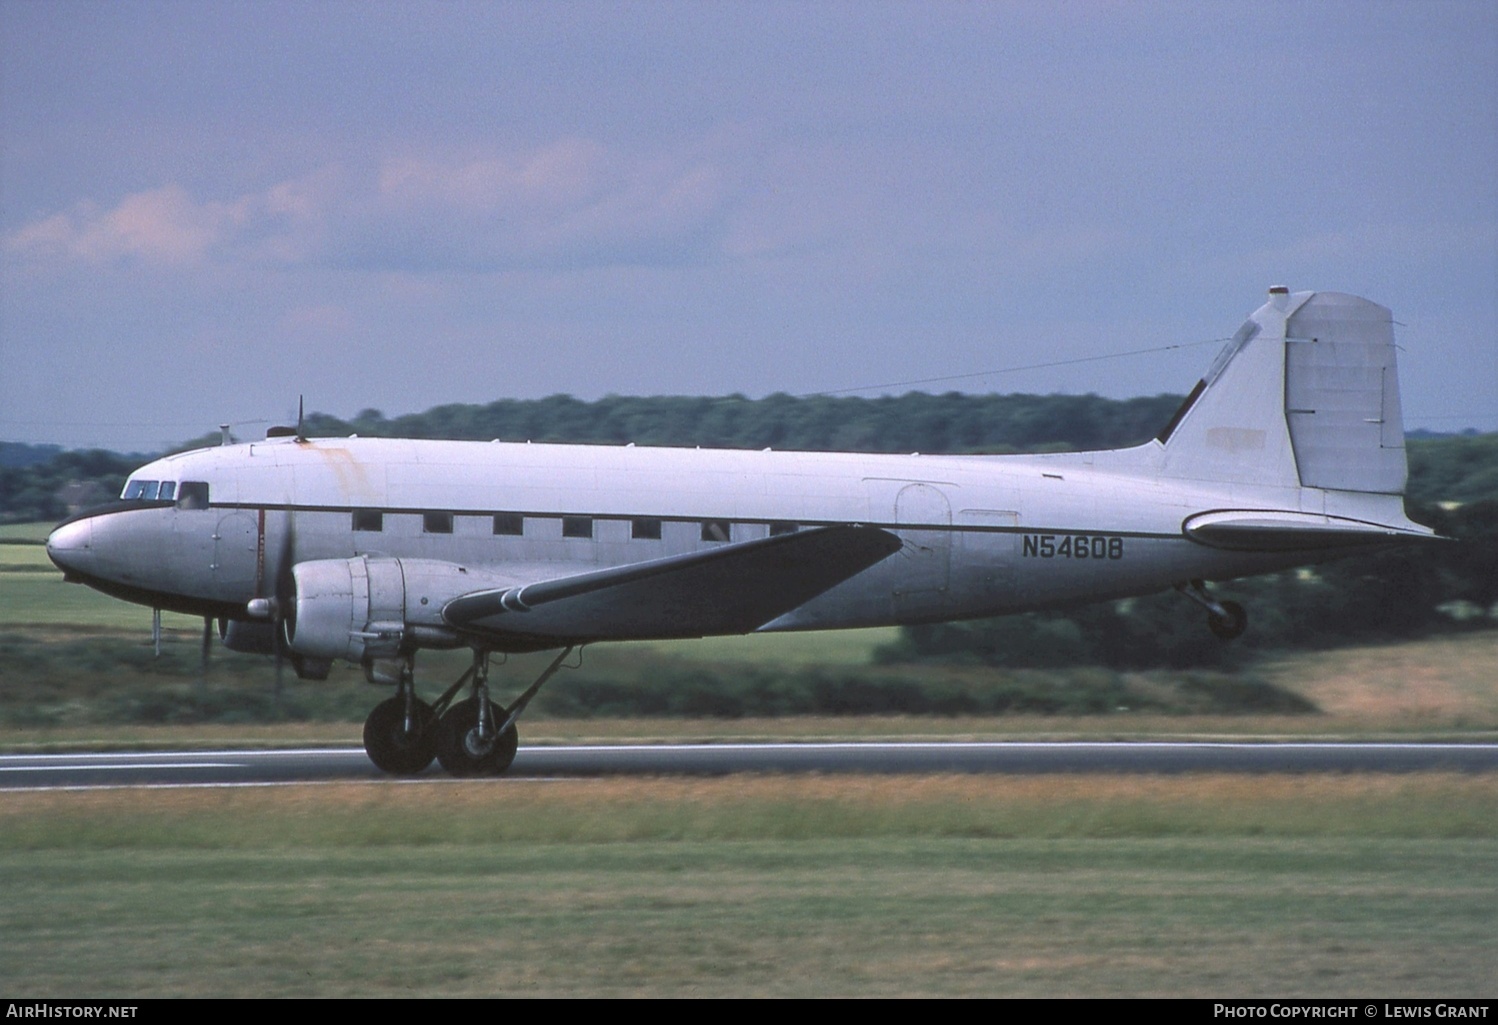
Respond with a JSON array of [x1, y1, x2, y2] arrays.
[[2, 0, 1495, 453]]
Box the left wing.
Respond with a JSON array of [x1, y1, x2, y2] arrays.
[[443, 525, 902, 643]]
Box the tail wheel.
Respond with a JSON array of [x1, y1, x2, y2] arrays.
[[435, 697, 519, 777], [1207, 600, 1248, 640], [363, 696, 437, 775]]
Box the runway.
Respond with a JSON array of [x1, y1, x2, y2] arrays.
[[3, 740, 1497, 789]]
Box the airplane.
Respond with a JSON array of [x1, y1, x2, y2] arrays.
[[46, 287, 1435, 775]]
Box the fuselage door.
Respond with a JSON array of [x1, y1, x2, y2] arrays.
[[212, 512, 259, 594], [893, 482, 951, 613]]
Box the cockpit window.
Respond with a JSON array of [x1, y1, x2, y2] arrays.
[[176, 481, 210, 510], [122, 479, 183, 502]]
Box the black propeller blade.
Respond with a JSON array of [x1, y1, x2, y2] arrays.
[[269, 513, 297, 696], [197, 615, 212, 703]]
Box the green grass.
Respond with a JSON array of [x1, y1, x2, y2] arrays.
[[0, 542, 52, 570], [644, 626, 898, 665], [0, 522, 51, 543], [0, 575, 209, 631], [1, 776, 1494, 997]]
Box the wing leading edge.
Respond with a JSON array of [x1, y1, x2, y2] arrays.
[[443, 525, 903, 644]]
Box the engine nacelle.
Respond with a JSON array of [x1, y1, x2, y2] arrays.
[[219, 617, 334, 680], [219, 617, 277, 654], [285, 556, 475, 663]]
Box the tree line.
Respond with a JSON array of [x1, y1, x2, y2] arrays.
[[301, 390, 1187, 455]]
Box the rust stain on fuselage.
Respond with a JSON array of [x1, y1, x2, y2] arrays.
[[304, 443, 378, 504]]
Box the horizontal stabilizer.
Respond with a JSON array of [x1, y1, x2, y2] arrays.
[[1183, 509, 1435, 552], [444, 525, 902, 642]]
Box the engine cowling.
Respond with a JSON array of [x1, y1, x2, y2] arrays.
[[219, 618, 333, 680], [219, 618, 277, 654], [285, 556, 478, 663]]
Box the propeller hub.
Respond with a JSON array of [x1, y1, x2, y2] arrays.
[[246, 597, 277, 620]]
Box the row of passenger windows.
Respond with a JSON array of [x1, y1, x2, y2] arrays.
[[353, 510, 799, 542]]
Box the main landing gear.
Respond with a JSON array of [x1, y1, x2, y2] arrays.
[[360, 646, 577, 777], [1175, 579, 1248, 640]]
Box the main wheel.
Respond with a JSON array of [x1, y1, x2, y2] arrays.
[[1207, 600, 1248, 640], [363, 696, 438, 775], [435, 697, 520, 777]]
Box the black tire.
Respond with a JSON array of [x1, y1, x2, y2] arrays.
[[1208, 599, 1248, 640], [363, 696, 438, 775], [435, 697, 519, 777]]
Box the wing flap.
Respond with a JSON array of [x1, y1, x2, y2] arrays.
[[443, 525, 901, 642]]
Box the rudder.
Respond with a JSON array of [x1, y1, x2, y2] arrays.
[[1157, 288, 1406, 495], [1283, 291, 1405, 494]]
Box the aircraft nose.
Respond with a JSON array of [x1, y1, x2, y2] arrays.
[[46, 518, 94, 579]]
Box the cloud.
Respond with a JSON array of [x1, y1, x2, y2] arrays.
[[6, 140, 732, 277], [5, 185, 251, 267]]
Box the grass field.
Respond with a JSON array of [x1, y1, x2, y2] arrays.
[[2, 775, 1494, 997], [0, 522, 52, 543]]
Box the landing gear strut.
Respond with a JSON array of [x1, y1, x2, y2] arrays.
[[434, 654, 517, 777], [1176, 580, 1248, 640], [360, 646, 577, 777], [362, 657, 437, 775]]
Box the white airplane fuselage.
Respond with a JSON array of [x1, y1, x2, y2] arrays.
[[46, 434, 1405, 645], [44, 288, 1436, 775]]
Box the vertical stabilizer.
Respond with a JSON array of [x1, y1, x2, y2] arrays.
[[1156, 288, 1407, 495]]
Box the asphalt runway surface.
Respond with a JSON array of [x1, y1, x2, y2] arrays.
[[4, 741, 1498, 788]]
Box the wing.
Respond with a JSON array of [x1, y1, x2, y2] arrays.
[[443, 525, 902, 643]]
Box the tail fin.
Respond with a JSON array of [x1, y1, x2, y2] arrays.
[[1156, 288, 1407, 494]]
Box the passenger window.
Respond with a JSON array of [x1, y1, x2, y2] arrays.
[[701, 520, 731, 543], [493, 513, 524, 536], [631, 518, 662, 540], [562, 516, 593, 539], [769, 521, 799, 536], [353, 509, 384, 532], [158, 482, 176, 502], [424, 512, 454, 534], [176, 482, 210, 510]]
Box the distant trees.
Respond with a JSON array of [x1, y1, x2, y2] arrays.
[[299, 390, 1188, 455], [0, 442, 63, 469], [0, 450, 136, 524], [1407, 433, 1498, 505]]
